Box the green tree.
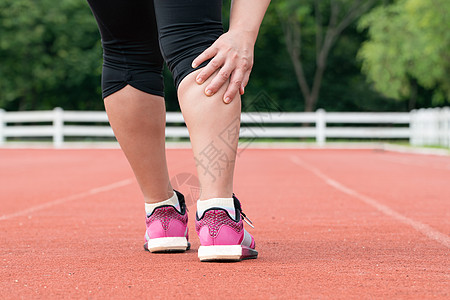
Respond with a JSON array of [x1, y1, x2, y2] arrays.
[[0, 0, 410, 113], [358, 0, 450, 109], [0, 0, 102, 110], [275, 0, 378, 111]]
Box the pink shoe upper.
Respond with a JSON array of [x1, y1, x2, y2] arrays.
[[145, 190, 189, 242], [195, 195, 256, 249], [146, 206, 188, 240], [196, 210, 244, 246]]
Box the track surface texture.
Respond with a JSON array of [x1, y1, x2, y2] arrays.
[[0, 148, 449, 299]]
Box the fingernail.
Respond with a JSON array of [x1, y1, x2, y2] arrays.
[[224, 97, 231, 103], [192, 62, 198, 68], [196, 76, 203, 84], [206, 89, 213, 96]]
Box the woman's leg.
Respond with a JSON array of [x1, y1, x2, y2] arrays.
[[88, 0, 190, 252], [105, 86, 190, 252], [152, 0, 239, 200], [178, 70, 240, 200], [153, 0, 257, 261], [179, 70, 258, 262], [87, 0, 172, 203], [104, 85, 173, 203]]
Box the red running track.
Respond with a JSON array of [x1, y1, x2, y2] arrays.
[[0, 148, 449, 299]]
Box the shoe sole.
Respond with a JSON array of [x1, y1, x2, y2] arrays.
[[144, 237, 190, 253], [198, 245, 258, 262]]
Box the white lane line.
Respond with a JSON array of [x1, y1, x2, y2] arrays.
[[290, 155, 450, 249], [0, 178, 134, 221]]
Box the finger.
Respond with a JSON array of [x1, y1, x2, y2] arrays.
[[192, 45, 217, 69], [223, 69, 245, 104], [204, 64, 235, 96], [195, 55, 225, 85], [240, 72, 251, 95]]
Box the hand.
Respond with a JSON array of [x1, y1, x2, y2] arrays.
[[191, 30, 255, 104]]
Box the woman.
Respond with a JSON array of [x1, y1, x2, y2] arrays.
[[87, 0, 270, 262]]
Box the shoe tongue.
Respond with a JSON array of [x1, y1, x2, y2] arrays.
[[145, 192, 180, 216], [197, 197, 236, 219]]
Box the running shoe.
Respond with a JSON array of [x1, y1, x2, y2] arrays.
[[144, 190, 190, 252], [196, 194, 257, 262]]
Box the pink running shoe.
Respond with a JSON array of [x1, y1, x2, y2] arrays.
[[144, 190, 190, 252], [196, 194, 257, 262]]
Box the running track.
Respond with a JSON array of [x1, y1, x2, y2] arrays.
[[0, 148, 449, 299]]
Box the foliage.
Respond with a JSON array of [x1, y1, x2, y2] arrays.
[[0, 0, 445, 112], [0, 0, 102, 110], [273, 0, 379, 111], [358, 0, 450, 107]]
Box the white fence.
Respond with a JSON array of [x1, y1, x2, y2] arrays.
[[0, 107, 449, 148]]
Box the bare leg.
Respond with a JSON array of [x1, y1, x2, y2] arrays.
[[178, 70, 241, 200], [104, 85, 173, 204]]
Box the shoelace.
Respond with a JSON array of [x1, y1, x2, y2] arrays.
[[241, 211, 255, 228], [233, 193, 255, 229]]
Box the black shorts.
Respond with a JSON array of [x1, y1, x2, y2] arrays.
[[87, 0, 223, 99]]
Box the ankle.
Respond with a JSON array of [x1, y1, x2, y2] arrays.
[[144, 190, 174, 204], [196, 197, 236, 219], [198, 190, 233, 201], [145, 191, 180, 216]]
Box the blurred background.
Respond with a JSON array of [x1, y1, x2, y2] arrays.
[[1, 0, 448, 113]]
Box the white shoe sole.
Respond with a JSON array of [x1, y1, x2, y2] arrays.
[[145, 237, 190, 252], [198, 245, 258, 262]]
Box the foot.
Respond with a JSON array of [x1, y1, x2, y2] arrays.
[[144, 190, 190, 252], [196, 194, 257, 262]]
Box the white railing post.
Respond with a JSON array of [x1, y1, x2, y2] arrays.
[[424, 108, 431, 145], [409, 109, 418, 146], [53, 107, 64, 148], [437, 107, 443, 146], [442, 107, 450, 148], [316, 109, 326, 146], [410, 107, 450, 148], [415, 109, 425, 146], [431, 108, 439, 145], [0, 109, 5, 146]]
